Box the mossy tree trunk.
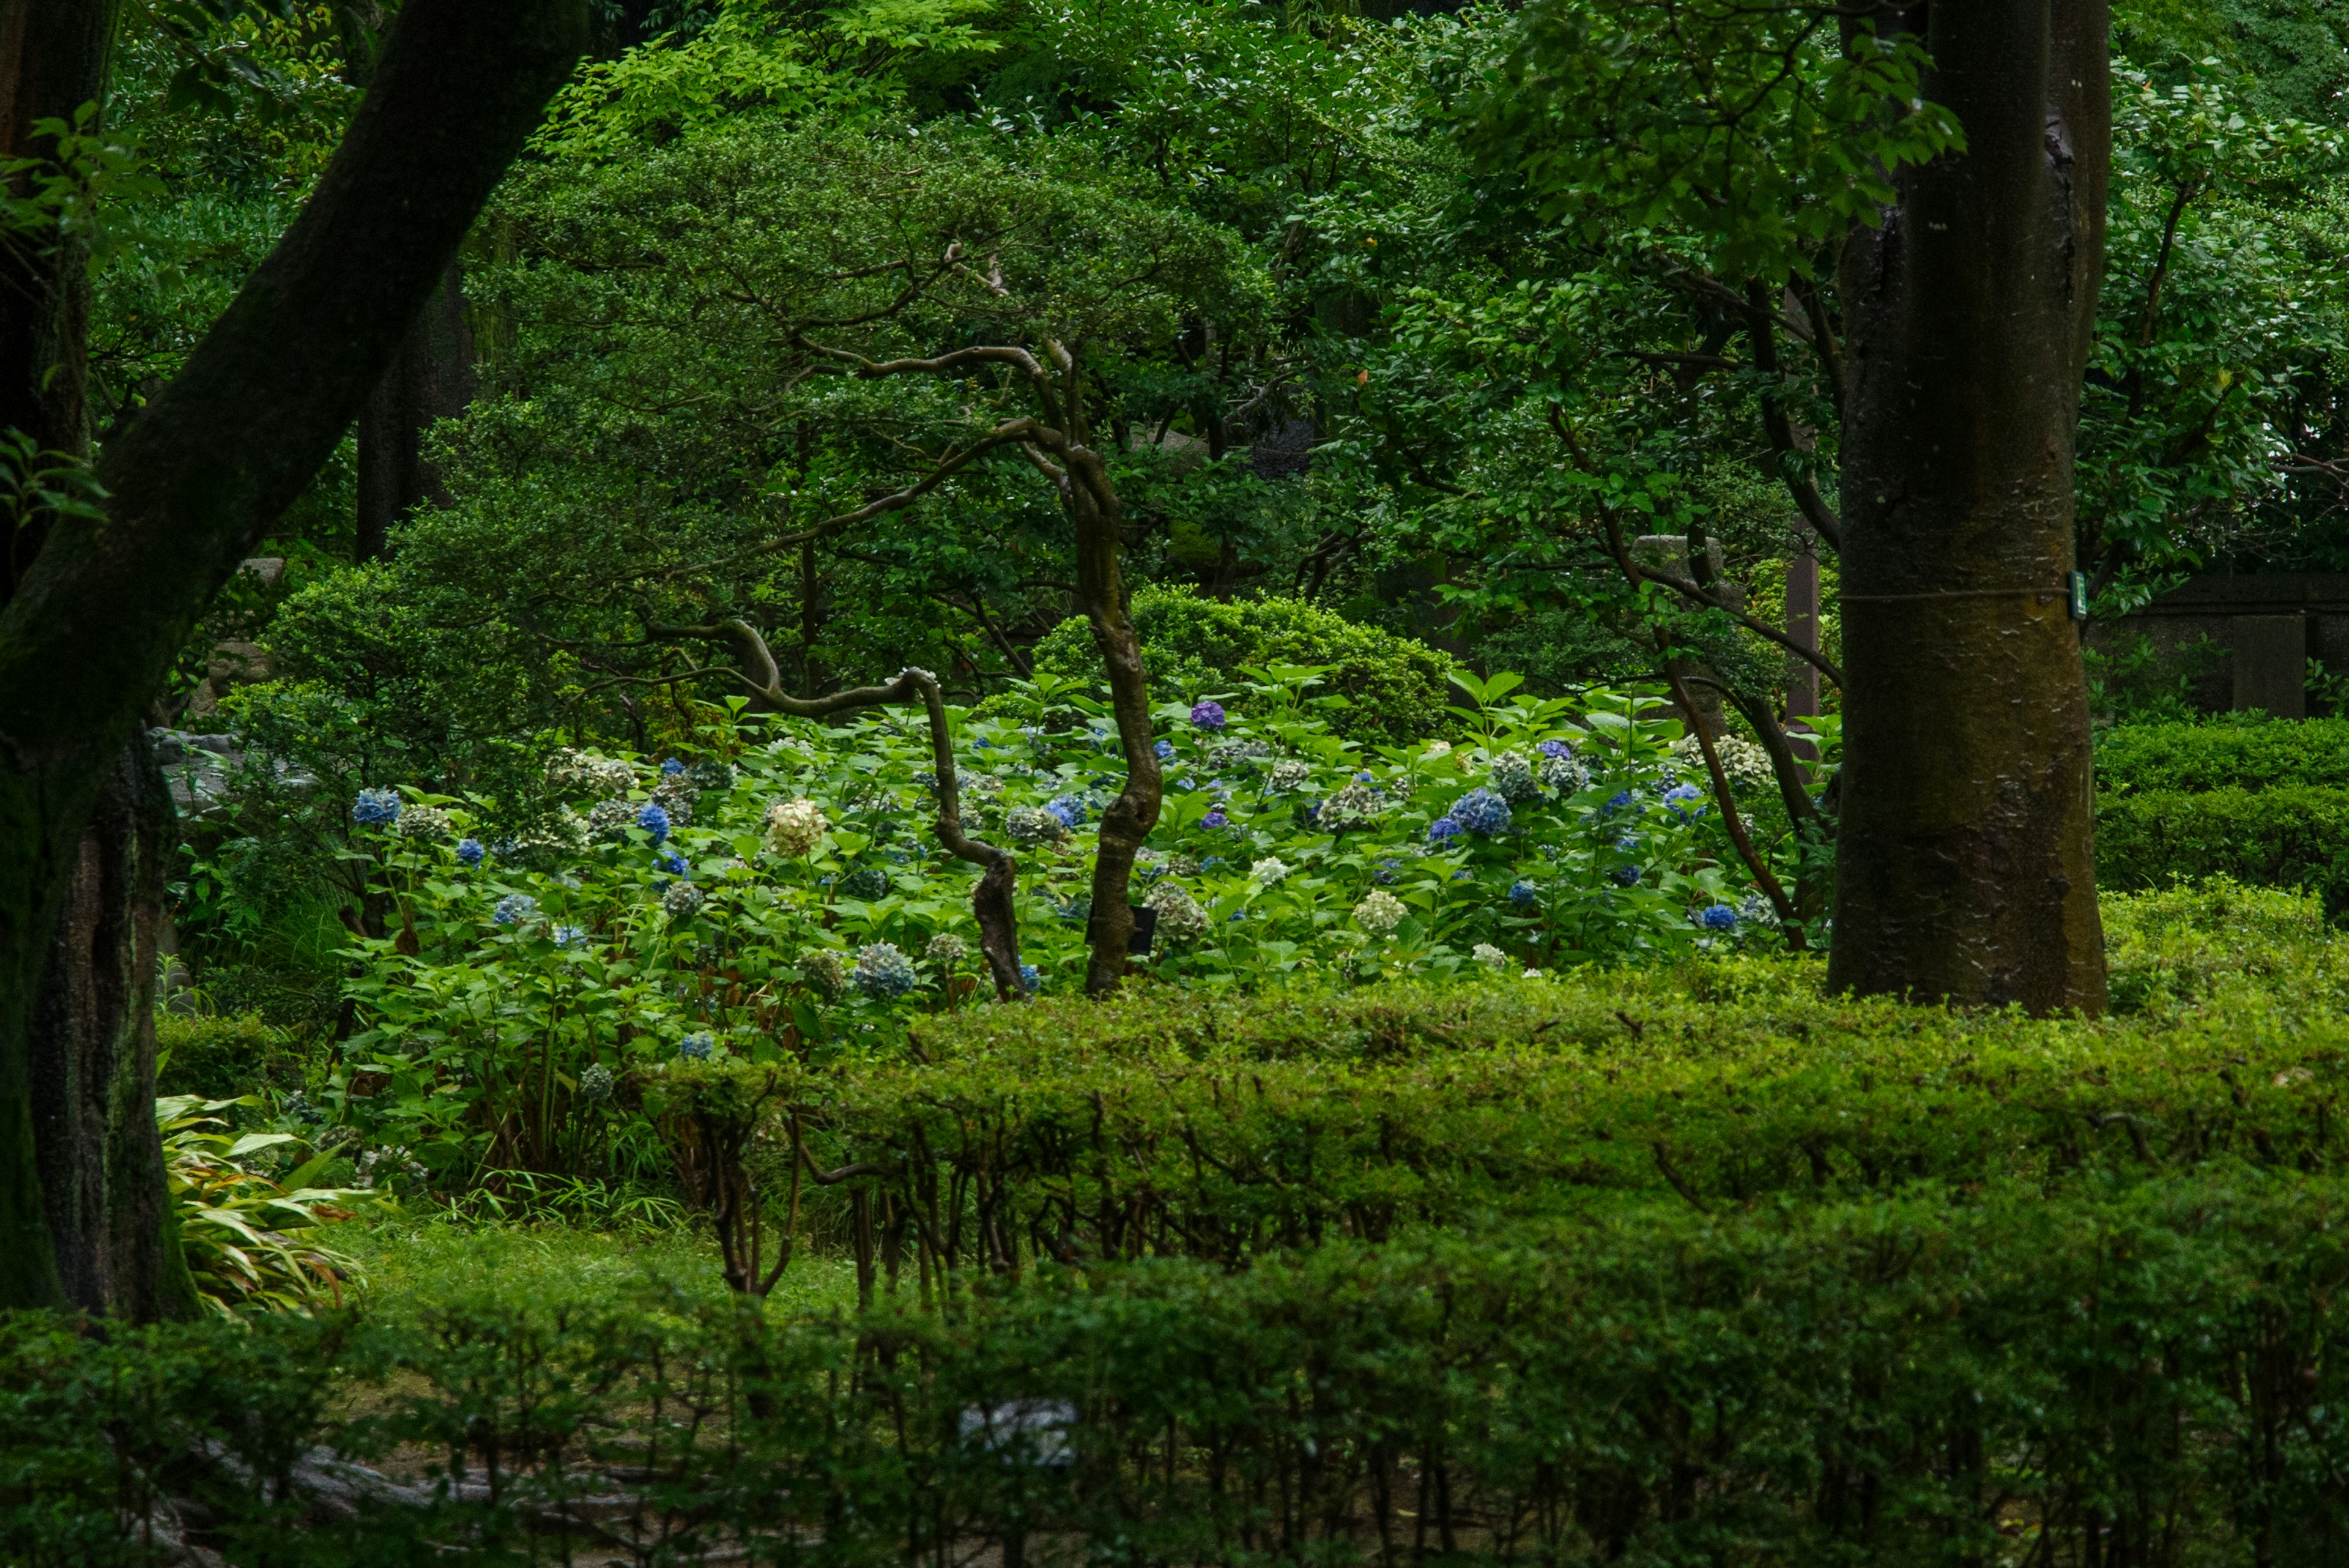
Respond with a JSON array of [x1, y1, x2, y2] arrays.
[[1829, 0, 2110, 1011], [0, 0, 587, 1312]]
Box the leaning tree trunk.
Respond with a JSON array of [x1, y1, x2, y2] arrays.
[[1829, 0, 2110, 1011], [0, 0, 587, 1312]]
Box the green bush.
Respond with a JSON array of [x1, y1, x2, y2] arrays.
[[2096, 715, 2349, 795], [1026, 585, 1458, 741], [2098, 782, 2349, 915], [8, 1177, 2348, 1565], [155, 1011, 300, 1099], [2101, 875, 2333, 1013]]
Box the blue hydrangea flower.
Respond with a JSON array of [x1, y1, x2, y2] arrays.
[[636, 802, 670, 844], [1452, 869, 1474, 881], [456, 838, 485, 867], [657, 849, 689, 877], [1354, 770, 1375, 783], [1190, 700, 1227, 731], [554, 924, 588, 949], [1696, 904, 1739, 931], [1611, 865, 1641, 887], [1604, 790, 1635, 813], [972, 737, 994, 751], [1374, 858, 1403, 885], [1509, 880, 1538, 908], [1019, 963, 1041, 994], [853, 942, 918, 1000], [1427, 816, 1461, 843], [678, 1031, 714, 1061], [661, 757, 686, 776], [351, 788, 402, 827], [1044, 794, 1086, 829], [1661, 782, 1705, 817], [1155, 739, 1176, 761], [491, 893, 538, 926], [1450, 787, 1512, 836], [1202, 808, 1229, 830]]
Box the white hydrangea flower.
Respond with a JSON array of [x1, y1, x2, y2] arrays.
[[396, 804, 455, 842], [924, 932, 968, 968], [1268, 758, 1313, 791], [1423, 740, 1452, 757], [1471, 942, 1509, 972], [1145, 881, 1209, 943], [1353, 889, 1406, 935], [764, 797, 829, 857], [1671, 734, 1775, 792], [1250, 856, 1292, 886], [1488, 751, 1541, 804]]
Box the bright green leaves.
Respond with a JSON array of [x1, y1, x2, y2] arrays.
[[1446, 2, 1959, 280]]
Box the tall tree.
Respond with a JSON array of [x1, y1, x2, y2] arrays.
[[1829, 2, 2111, 1009], [0, 0, 587, 1313]]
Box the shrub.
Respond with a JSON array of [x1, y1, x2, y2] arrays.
[[2097, 782, 2349, 915], [2102, 875, 2332, 1013], [155, 1010, 300, 1099], [1026, 585, 1457, 741], [7, 1177, 2348, 1565], [2096, 715, 2349, 796]]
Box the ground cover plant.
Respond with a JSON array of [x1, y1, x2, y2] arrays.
[[10, 882, 2349, 1564]]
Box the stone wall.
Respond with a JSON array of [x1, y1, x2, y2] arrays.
[[2092, 573, 2349, 719]]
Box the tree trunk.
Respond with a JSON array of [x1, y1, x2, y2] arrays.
[[1830, 0, 2110, 1010], [31, 728, 198, 1318], [0, 0, 115, 592], [0, 0, 587, 1312], [355, 257, 475, 562]]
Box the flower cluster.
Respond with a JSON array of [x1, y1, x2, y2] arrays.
[[1471, 942, 1509, 972], [677, 1031, 714, 1061], [1044, 794, 1087, 830], [924, 932, 968, 968], [352, 788, 403, 827], [1146, 880, 1209, 943], [579, 1063, 615, 1102], [1671, 734, 1775, 793], [456, 838, 486, 867], [853, 942, 917, 1000], [1250, 856, 1291, 886], [1536, 746, 1589, 795], [801, 948, 847, 1001], [1267, 758, 1313, 792], [548, 749, 636, 795], [491, 893, 539, 926], [396, 803, 453, 841], [1694, 903, 1739, 931], [1319, 779, 1387, 831], [686, 757, 735, 792], [587, 799, 634, 842], [1353, 889, 1407, 934], [1488, 751, 1541, 805], [1004, 805, 1065, 847], [763, 798, 828, 857], [661, 881, 704, 918], [636, 801, 671, 844], [1189, 699, 1227, 731], [1450, 787, 1513, 837]]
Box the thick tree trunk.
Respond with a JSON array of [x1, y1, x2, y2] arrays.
[[31, 728, 196, 1318], [0, 0, 587, 1311], [355, 258, 475, 562], [0, 0, 115, 591], [1830, 0, 2110, 1010]]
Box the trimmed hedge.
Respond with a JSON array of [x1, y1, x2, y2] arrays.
[[2097, 716, 2349, 797], [9, 1179, 2348, 1565], [1026, 584, 1456, 741], [2098, 784, 2349, 915]]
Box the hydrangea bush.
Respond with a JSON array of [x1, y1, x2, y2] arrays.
[[331, 676, 1779, 1181]]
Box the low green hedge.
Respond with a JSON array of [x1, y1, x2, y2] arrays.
[[2098, 784, 2349, 915], [2097, 716, 2349, 797], [9, 1178, 2347, 1565]]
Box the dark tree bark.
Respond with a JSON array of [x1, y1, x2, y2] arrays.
[[0, 0, 587, 1312], [1830, 0, 2110, 1009], [355, 257, 476, 562], [0, 0, 114, 590]]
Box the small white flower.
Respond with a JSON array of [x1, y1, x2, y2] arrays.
[[1250, 856, 1292, 886], [1423, 740, 1452, 757], [1353, 889, 1406, 935], [1471, 942, 1508, 972], [764, 797, 828, 857]]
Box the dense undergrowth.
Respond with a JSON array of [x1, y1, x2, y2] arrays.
[[10, 880, 2349, 1563]]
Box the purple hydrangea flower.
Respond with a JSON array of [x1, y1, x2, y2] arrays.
[[1190, 700, 1227, 732], [1539, 738, 1575, 759], [1202, 808, 1229, 830], [1427, 816, 1462, 843]]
